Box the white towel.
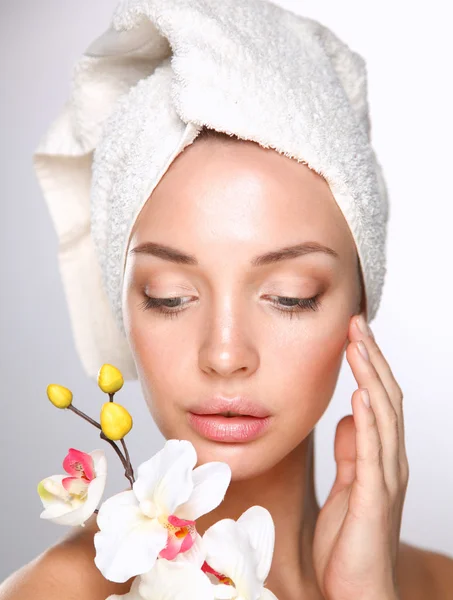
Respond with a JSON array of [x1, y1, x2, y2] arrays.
[[33, 0, 389, 380]]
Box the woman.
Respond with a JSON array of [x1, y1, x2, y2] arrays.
[[1, 0, 452, 598]]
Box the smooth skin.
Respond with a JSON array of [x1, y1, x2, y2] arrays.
[[1, 132, 452, 600]]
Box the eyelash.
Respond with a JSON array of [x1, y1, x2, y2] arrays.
[[139, 294, 321, 320]]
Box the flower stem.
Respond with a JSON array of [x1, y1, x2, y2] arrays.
[[68, 404, 102, 430], [120, 438, 135, 483], [99, 432, 134, 487], [67, 404, 134, 488]]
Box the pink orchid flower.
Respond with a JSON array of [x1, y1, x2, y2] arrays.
[[37, 448, 107, 526]]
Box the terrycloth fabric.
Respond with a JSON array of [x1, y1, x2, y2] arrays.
[[33, 0, 389, 380]]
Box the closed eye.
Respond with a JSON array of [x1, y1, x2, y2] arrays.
[[139, 294, 321, 319]]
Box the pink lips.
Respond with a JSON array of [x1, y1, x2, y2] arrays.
[[188, 397, 271, 442]]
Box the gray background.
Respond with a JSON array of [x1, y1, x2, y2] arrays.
[[1, 0, 452, 582]]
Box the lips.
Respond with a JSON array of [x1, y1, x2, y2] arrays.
[[188, 397, 271, 442], [190, 397, 270, 419]]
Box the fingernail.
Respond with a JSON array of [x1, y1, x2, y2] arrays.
[[357, 340, 370, 361], [356, 314, 373, 338], [360, 388, 371, 408]]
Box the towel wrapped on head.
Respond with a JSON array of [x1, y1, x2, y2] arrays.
[[33, 0, 389, 380]]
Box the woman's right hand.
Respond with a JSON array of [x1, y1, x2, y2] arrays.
[[312, 314, 409, 600]]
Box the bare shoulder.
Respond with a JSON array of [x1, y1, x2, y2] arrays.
[[0, 515, 134, 600], [397, 541, 453, 600]]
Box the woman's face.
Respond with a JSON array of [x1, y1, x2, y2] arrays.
[[122, 136, 362, 479]]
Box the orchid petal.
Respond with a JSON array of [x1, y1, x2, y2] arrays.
[[133, 440, 197, 516], [176, 462, 231, 520], [39, 475, 71, 507], [95, 489, 138, 528], [106, 576, 144, 600], [76, 471, 107, 524], [91, 449, 108, 478], [37, 479, 56, 504], [173, 532, 206, 568], [237, 506, 275, 582], [168, 514, 195, 528], [62, 476, 89, 495], [137, 497, 159, 519], [179, 529, 195, 553], [139, 559, 214, 600], [203, 519, 260, 600], [214, 584, 237, 599], [94, 490, 168, 582], [159, 531, 184, 560], [63, 448, 95, 480]]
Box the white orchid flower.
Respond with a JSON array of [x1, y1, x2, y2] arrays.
[[202, 506, 278, 600], [126, 508, 278, 600], [94, 439, 231, 583], [37, 448, 107, 526], [106, 534, 210, 600]]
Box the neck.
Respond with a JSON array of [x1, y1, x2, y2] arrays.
[[195, 431, 324, 600]]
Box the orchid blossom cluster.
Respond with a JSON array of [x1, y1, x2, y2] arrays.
[[38, 364, 278, 600]]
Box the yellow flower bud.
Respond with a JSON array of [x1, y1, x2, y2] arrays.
[[97, 364, 124, 395], [46, 384, 73, 409], [100, 402, 133, 441]]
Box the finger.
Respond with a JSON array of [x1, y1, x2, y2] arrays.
[[332, 415, 357, 492], [346, 340, 400, 495], [350, 316, 403, 409], [350, 316, 409, 482], [350, 387, 387, 518]]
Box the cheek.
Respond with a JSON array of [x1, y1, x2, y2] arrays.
[[266, 316, 348, 427], [128, 319, 182, 381], [125, 311, 193, 429], [124, 289, 182, 378]]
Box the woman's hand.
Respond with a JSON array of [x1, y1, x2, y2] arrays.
[[312, 314, 409, 600]]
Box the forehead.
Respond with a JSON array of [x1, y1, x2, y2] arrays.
[[129, 138, 356, 258]]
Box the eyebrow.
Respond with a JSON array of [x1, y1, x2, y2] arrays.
[[129, 240, 339, 267]]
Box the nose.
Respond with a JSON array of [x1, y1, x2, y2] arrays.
[[198, 306, 260, 379]]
